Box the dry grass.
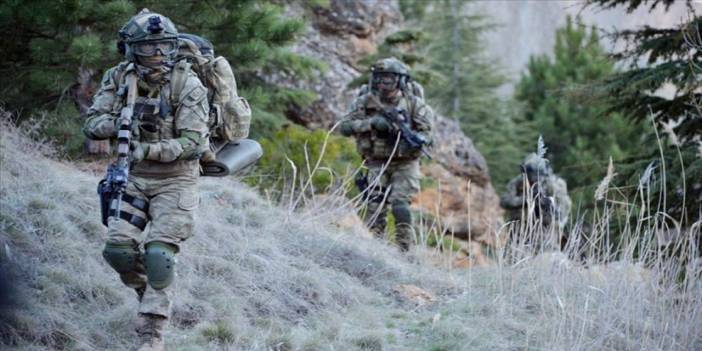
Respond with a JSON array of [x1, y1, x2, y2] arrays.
[[1, 118, 700, 350]]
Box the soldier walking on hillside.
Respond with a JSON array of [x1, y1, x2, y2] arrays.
[[340, 58, 434, 252], [500, 153, 572, 251], [83, 10, 209, 351]]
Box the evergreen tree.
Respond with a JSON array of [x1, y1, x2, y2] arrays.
[[515, 16, 644, 207], [0, 1, 319, 150], [402, 0, 536, 189], [586, 0, 700, 227], [0, 0, 135, 112]]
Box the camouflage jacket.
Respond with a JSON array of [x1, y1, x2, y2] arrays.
[[83, 62, 210, 178], [340, 92, 433, 163], [500, 174, 572, 229]]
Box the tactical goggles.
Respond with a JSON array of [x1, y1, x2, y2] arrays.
[[132, 40, 178, 57], [372, 72, 400, 90]]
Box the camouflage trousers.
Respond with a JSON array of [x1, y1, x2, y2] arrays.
[[106, 174, 198, 318], [363, 159, 420, 250]]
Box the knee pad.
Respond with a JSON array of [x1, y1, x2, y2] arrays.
[[102, 242, 139, 274], [392, 202, 412, 225], [144, 242, 176, 290]]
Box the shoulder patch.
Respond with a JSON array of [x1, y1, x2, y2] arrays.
[[181, 85, 207, 108]]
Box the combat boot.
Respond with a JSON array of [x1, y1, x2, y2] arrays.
[[135, 313, 167, 351]]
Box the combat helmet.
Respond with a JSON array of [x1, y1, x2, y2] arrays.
[[119, 9, 179, 63], [521, 153, 552, 181], [370, 57, 411, 95]]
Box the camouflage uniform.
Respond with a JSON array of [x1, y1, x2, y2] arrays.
[[340, 58, 433, 251], [83, 10, 208, 351], [500, 153, 572, 250]]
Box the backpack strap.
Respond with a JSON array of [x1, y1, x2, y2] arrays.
[[170, 60, 192, 104]]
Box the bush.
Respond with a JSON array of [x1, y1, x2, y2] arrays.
[[250, 124, 362, 197]]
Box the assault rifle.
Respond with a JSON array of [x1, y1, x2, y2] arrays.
[[97, 72, 139, 227], [381, 107, 431, 159]]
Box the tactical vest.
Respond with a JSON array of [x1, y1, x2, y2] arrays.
[[111, 63, 200, 178], [355, 93, 422, 162]]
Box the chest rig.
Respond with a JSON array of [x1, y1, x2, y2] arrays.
[[131, 81, 176, 143], [360, 94, 419, 161]]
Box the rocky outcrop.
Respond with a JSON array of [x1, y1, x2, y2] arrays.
[[270, 0, 503, 250], [413, 164, 503, 245], [274, 0, 402, 129]]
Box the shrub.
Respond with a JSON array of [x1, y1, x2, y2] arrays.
[[250, 124, 361, 197]]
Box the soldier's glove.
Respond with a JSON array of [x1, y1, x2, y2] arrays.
[[129, 140, 149, 165], [370, 116, 391, 132], [200, 149, 217, 163]]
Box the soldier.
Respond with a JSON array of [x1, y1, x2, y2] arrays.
[[83, 10, 209, 351], [340, 57, 434, 252], [500, 153, 572, 250]]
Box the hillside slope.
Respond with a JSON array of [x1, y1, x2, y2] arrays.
[[1, 122, 701, 350]]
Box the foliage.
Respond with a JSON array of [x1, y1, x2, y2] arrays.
[[413, 0, 536, 190], [585, 0, 701, 226], [0, 0, 134, 111], [348, 29, 434, 89], [251, 124, 361, 196], [587, 0, 690, 13], [515, 16, 645, 208]]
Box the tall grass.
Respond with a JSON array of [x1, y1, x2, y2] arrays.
[[0, 115, 700, 350]]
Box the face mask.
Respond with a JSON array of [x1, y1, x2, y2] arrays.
[[135, 59, 172, 84]]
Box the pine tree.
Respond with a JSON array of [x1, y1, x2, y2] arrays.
[[586, 0, 701, 227], [515, 16, 645, 207], [0, 1, 319, 151], [0, 1, 136, 113], [398, 0, 537, 189]]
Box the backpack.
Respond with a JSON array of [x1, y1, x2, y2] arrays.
[[172, 33, 251, 147]]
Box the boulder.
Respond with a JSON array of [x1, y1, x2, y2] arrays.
[[413, 163, 503, 247]]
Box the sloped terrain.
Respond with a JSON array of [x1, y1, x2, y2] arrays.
[[1, 121, 701, 350]]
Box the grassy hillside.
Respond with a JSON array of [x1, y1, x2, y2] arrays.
[[0, 118, 700, 350]]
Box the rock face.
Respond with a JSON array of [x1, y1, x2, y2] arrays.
[[276, 0, 402, 129], [271, 0, 504, 250], [414, 164, 503, 245]]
